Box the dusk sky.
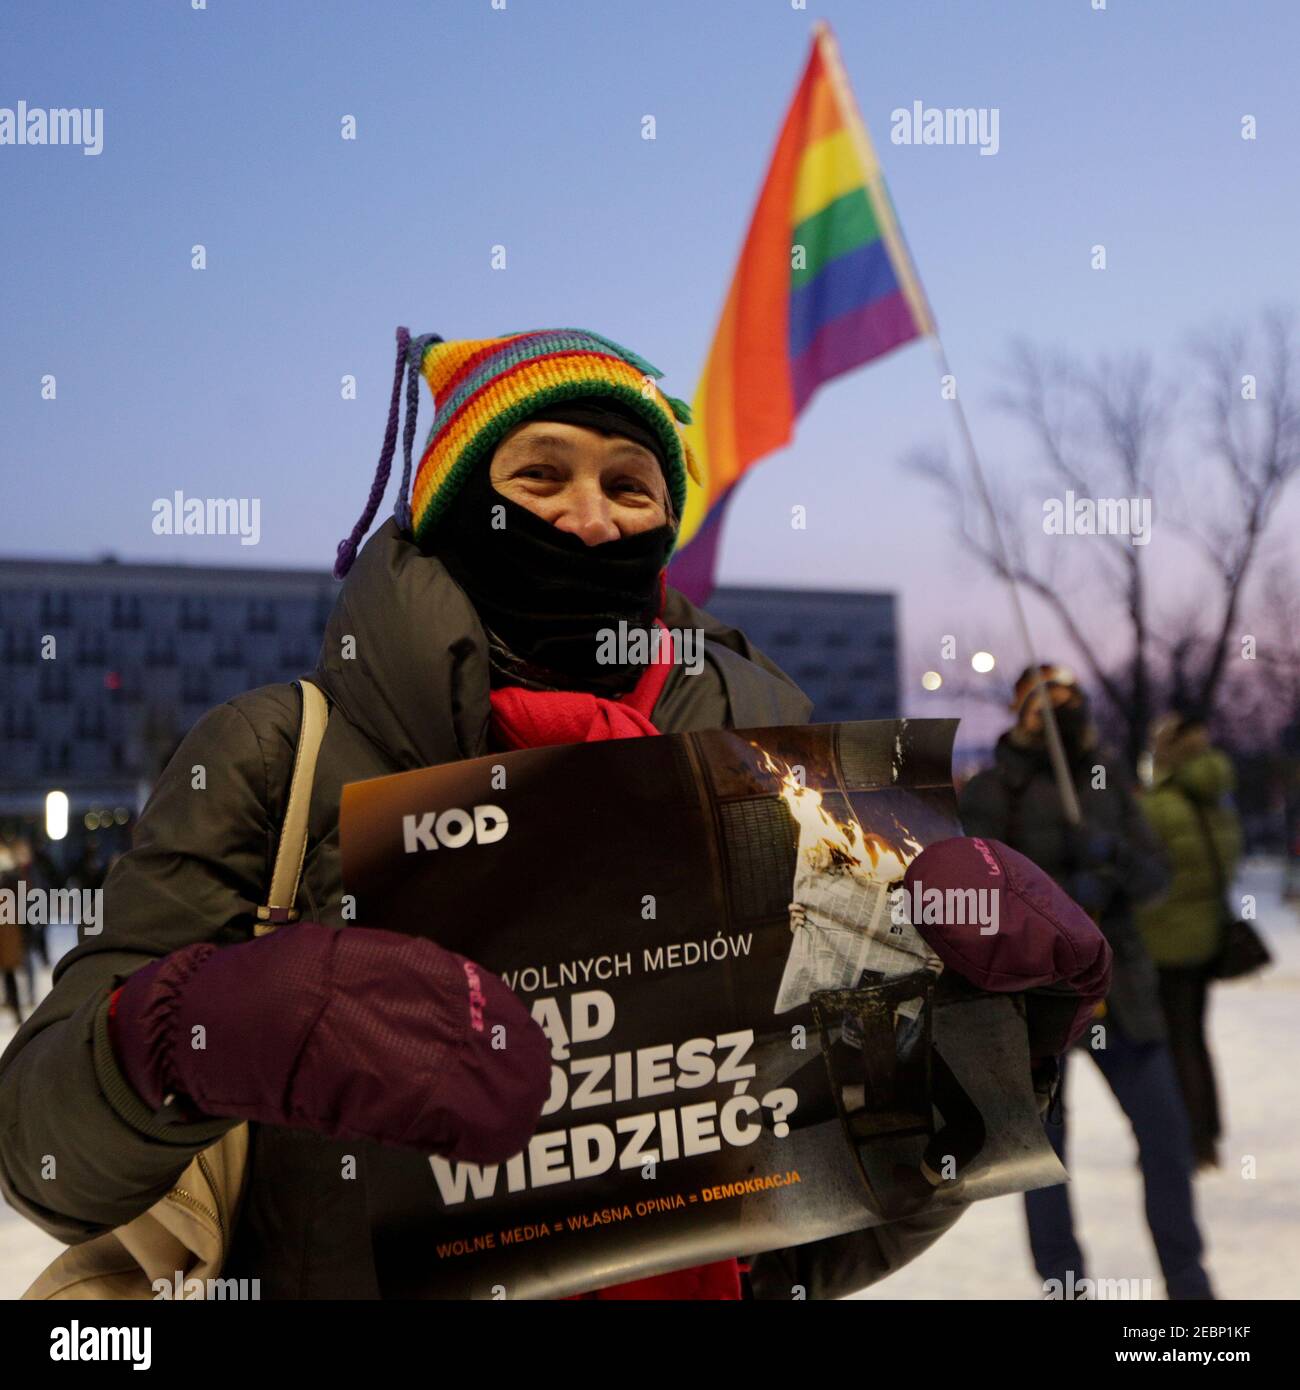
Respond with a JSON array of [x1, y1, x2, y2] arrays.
[[3, 0, 1297, 743]]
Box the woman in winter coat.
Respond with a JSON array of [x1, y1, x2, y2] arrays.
[[1137, 713, 1243, 1170], [0, 328, 1110, 1300]]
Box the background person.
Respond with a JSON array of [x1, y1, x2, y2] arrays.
[[0, 889, 22, 1027], [960, 665, 1215, 1300], [14, 837, 59, 1012], [1137, 710, 1243, 1171]]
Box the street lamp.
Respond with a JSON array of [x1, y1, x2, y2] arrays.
[[971, 651, 996, 673], [45, 790, 69, 841], [921, 671, 943, 691]]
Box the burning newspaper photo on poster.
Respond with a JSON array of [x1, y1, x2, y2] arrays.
[[339, 719, 1064, 1299], [761, 747, 941, 1015]]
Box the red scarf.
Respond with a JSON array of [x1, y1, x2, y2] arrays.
[[488, 663, 666, 746], [488, 623, 743, 1303]]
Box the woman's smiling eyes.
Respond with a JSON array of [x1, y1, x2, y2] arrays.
[[511, 465, 652, 499]]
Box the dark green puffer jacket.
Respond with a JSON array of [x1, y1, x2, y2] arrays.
[[0, 520, 965, 1299], [1136, 749, 1243, 968]]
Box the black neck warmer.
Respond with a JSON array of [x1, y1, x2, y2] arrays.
[[1011, 701, 1097, 768], [427, 458, 675, 697]]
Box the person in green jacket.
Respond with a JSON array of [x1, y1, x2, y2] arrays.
[[1137, 712, 1243, 1170]]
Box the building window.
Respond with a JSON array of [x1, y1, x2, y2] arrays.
[[213, 637, 244, 669], [824, 630, 851, 648], [40, 742, 72, 773], [279, 641, 313, 669], [77, 631, 109, 664], [38, 667, 73, 702], [3, 705, 36, 739], [110, 594, 143, 630], [146, 637, 178, 667], [112, 674, 143, 704], [182, 670, 210, 704], [179, 597, 210, 632], [40, 592, 73, 626], [75, 706, 107, 739], [1, 630, 36, 665], [247, 599, 278, 633]]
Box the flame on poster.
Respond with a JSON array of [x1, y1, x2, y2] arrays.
[[755, 746, 923, 883]]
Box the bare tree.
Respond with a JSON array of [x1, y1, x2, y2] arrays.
[[915, 310, 1300, 770], [1178, 310, 1300, 714], [1215, 560, 1300, 748]]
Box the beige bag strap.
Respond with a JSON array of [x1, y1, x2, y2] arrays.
[[24, 680, 330, 1300], [255, 679, 329, 933]]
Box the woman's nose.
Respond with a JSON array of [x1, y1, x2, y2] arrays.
[[551, 487, 621, 546]]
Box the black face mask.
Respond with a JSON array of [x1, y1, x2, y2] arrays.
[[1018, 701, 1093, 763], [1053, 702, 1092, 757], [426, 458, 675, 696]]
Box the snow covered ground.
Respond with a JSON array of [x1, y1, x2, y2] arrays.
[[2, 859, 1295, 1301]]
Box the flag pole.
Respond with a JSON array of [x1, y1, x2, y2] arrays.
[[927, 338, 1084, 826], [814, 21, 1083, 825]]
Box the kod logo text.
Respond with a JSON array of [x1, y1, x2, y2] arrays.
[[402, 805, 509, 853]]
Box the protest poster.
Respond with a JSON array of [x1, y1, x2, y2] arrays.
[[340, 719, 1064, 1299]]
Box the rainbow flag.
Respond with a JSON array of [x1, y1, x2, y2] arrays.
[[669, 23, 934, 603]]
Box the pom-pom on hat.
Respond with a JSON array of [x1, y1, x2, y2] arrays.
[[333, 326, 700, 579]]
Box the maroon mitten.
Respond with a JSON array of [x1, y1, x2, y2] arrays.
[[902, 837, 1112, 1058], [107, 922, 549, 1163]]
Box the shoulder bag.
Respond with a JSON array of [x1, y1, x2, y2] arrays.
[[1183, 789, 1272, 982]]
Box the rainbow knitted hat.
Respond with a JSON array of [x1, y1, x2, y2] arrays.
[[333, 327, 701, 578]]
